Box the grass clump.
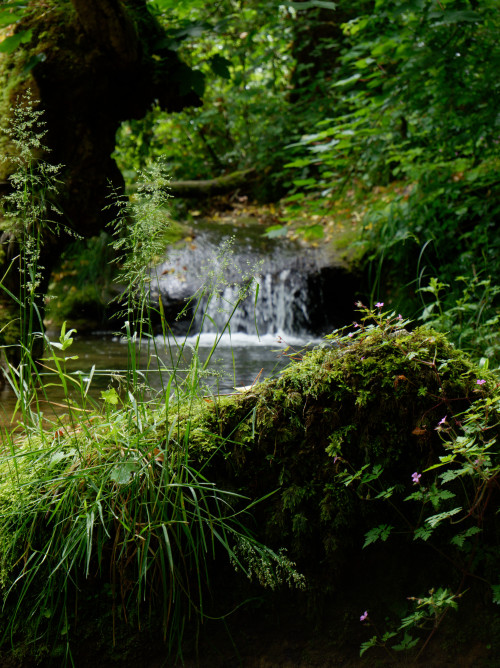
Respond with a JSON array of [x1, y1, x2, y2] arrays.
[[0, 392, 290, 661]]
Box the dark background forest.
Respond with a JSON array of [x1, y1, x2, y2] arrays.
[[0, 0, 499, 360]]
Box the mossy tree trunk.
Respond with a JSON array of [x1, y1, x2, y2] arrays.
[[0, 0, 201, 361]]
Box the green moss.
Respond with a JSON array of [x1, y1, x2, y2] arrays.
[[0, 319, 498, 662], [0, 1, 76, 180]]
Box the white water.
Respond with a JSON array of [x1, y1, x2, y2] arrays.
[[152, 219, 343, 339]]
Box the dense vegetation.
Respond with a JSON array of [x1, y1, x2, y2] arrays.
[[0, 0, 499, 665]]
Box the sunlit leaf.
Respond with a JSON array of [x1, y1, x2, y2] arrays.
[[264, 225, 288, 238], [0, 28, 32, 53]]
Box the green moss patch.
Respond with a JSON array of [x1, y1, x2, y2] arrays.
[[0, 313, 498, 664]]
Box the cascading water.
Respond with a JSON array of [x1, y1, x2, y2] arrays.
[[148, 217, 358, 390], [151, 218, 357, 340]]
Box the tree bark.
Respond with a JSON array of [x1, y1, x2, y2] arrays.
[[0, 0, 201, 362]]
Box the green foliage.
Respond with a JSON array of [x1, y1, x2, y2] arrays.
[[0, 368, 291, 660], [0, 89, 69, 380], [114, 0, 344, 196], [288, 0, 500, 345], [0, 105, 307, 663], [418, 273, 500, 366], [338, 309, 500, 659]]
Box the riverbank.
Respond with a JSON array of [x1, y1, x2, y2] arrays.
[[1, 310, 499, 666]]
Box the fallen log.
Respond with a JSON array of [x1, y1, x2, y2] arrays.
[[130, 167, 257, 199]]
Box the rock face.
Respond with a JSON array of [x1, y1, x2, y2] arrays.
[[0, 1, 201, 355]]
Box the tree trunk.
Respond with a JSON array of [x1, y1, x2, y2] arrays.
[[0, 0, 201, 363]]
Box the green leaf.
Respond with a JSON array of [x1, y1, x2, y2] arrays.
[[101, 388, 119, 405], [438, 469, 463, 484], [363, 524, 393, 548], [0, 28, 32, 53], [392, 632, 419, 652], [374, 485, 396, 500], [296, 224, 324, 240], [264, 225, 288, 238], [292, 178, 316, 187], [110, 462, 138, 485], [284, 193, 305, 202], [426, 507, 462, 528], [360, 635, 378, 657], [22, 52, 46, 75], [285, 1, 337, 10], [414, 526, 432, 541], [333, 73, 362, 87], [0, 11, 24, 27], [450, 526, 481, 548], [209, 54, 231, 79], [491, 584, 500, 605]]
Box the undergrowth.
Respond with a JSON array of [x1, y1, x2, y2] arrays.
[[0, 99, 303, 665]]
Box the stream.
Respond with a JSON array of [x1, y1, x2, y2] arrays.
[[1, 216, 357, 424]]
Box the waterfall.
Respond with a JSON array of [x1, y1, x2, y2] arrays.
[[151, 220, 357, 338]]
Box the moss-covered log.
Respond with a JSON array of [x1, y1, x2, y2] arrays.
[[1, 320, 499, 664], [157, 168, 257, 199], [127, 168, 257, 199]]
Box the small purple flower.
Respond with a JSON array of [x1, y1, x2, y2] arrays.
[[354, 322, 360, 328], [348, 332, 354, 338], [398, 314, 403, 321], [476, 379, 486, 385], [412, 472, 421, 485], [436, 416, 447, 429], [360, 610, 368, 622], [375, 302, 384, 309]]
